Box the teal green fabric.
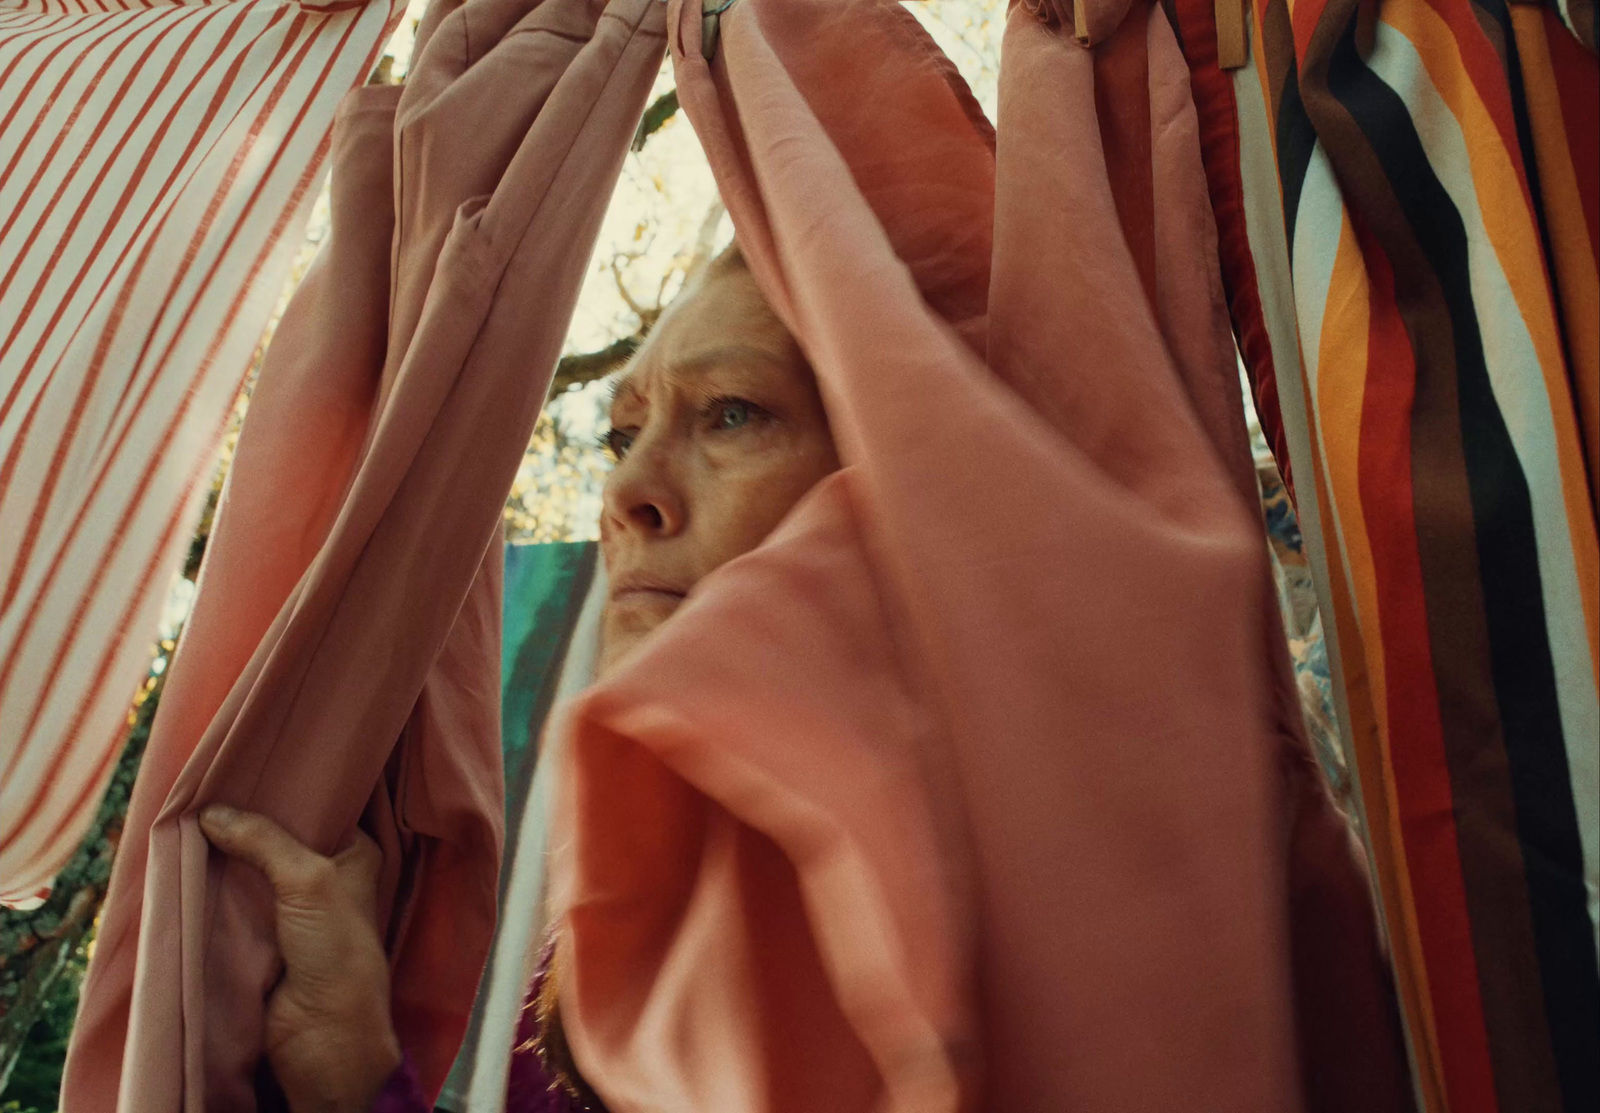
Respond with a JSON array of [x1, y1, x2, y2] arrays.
[[500, 542, 597, 818]]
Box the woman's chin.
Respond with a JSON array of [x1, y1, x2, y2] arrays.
[[597, 598, 680, 678]]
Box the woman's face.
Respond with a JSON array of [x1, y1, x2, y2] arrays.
[[597, 256, 839, 673]]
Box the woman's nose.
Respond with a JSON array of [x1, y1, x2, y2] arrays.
[[602, 435, 685, 538]]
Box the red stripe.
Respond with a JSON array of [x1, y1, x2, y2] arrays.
[[0, 5, 225, 365], [0, 5, 202, 302], [1, 455, 199, 863], [0, 10, 358, 794], [95, 12, 316, 441], [1543, 5, 1599, 265], [0, 14, 57, 32], [1, 0, 395, 875], [1, 712, 128, 898], [0, 6, 297, 608], [1170, 0, 1297, 495], [1355, 217, 1500, 1112], [0, 9, 314, 728]]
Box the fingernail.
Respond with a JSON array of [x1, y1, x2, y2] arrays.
[[201, 805, 238, 831]]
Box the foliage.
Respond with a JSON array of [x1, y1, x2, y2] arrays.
[[0, 650, 170, 1106]]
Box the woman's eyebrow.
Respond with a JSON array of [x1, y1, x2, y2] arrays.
[[671, 344, 792, 376], [607, 373, 642, 410]]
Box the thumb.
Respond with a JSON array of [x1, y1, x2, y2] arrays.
[[200, 805, 336, 908], [330, 829, 385, 925]]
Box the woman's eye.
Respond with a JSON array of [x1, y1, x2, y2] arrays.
[[712, 399, 753, 430], [602, 428, 634, 459]]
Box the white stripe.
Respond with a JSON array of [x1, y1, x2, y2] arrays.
[[1287, 141, 1367, 645], [1231, 59, 1367, 774]]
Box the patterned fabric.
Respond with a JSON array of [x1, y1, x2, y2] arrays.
[[1167, 1, 1599, 1110], [0, 0, 402, 909]]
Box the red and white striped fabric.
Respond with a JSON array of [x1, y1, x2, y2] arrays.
[[0, 0, 402, 908]]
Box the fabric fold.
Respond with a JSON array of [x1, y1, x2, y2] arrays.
[[63, 1, 667, 1108], [555, 2, 1407, 1111]]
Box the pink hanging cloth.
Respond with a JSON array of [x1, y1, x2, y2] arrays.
[[62, 1, 667, 1109], [551, 1, 1412, 1110]]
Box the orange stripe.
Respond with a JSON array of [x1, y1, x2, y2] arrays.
[[1309, 219, 1449, 1112]]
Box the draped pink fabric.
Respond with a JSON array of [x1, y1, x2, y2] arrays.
[[552, 1, 1412, 1111], [62, 2, 666, 1109]]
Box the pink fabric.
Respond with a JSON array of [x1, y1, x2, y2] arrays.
[[62, 2, 666, 1109], [553, 1, 1409, 1112]]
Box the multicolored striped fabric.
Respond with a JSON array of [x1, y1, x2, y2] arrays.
[[0, 0, 402, 909], [1167, 0, 1598, 1109]]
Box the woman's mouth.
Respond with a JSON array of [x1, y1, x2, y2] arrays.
[[607, 572, 689, 604]]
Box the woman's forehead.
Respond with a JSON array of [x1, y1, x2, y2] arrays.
[[611, 269, 806, 407]]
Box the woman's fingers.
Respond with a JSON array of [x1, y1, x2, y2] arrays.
[[199, 805, 337, 908]]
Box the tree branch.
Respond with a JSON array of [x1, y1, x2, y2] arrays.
[[549, 334, 645, 395], [631, 88, 680, 152]]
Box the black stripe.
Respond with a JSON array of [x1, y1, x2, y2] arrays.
[[1275, 51, 1318, 256], [1327, 24, 1599, 1112]]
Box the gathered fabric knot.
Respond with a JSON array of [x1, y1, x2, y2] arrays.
[[1020, 0, 1143, 47], [1019, 0, 1073, 27]]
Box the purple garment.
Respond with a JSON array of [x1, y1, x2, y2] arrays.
[[372, 949, 603, 1113]]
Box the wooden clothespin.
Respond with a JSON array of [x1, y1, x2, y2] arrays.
[[1216, 0, 1249, 69], [702, 0, 739, 62]]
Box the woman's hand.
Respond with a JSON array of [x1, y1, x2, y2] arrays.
[[199, 805, 401, 1113]]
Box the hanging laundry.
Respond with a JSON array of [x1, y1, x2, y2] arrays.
[[0, 0, 405, 910], [61, 0, 666, 1109], [439, 541, 604, 1113], [550, 2, 1410, 1111], [1511, 2, 1599, 508], [1165, 0, 1600, 1109]]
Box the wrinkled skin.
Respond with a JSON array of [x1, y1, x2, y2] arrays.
[[598, 250, 839, 674], [202, 248, 838, 1111]]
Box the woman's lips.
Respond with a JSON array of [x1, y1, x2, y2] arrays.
[[610, 587, 685, 604], [607, 573, 688, 604]]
